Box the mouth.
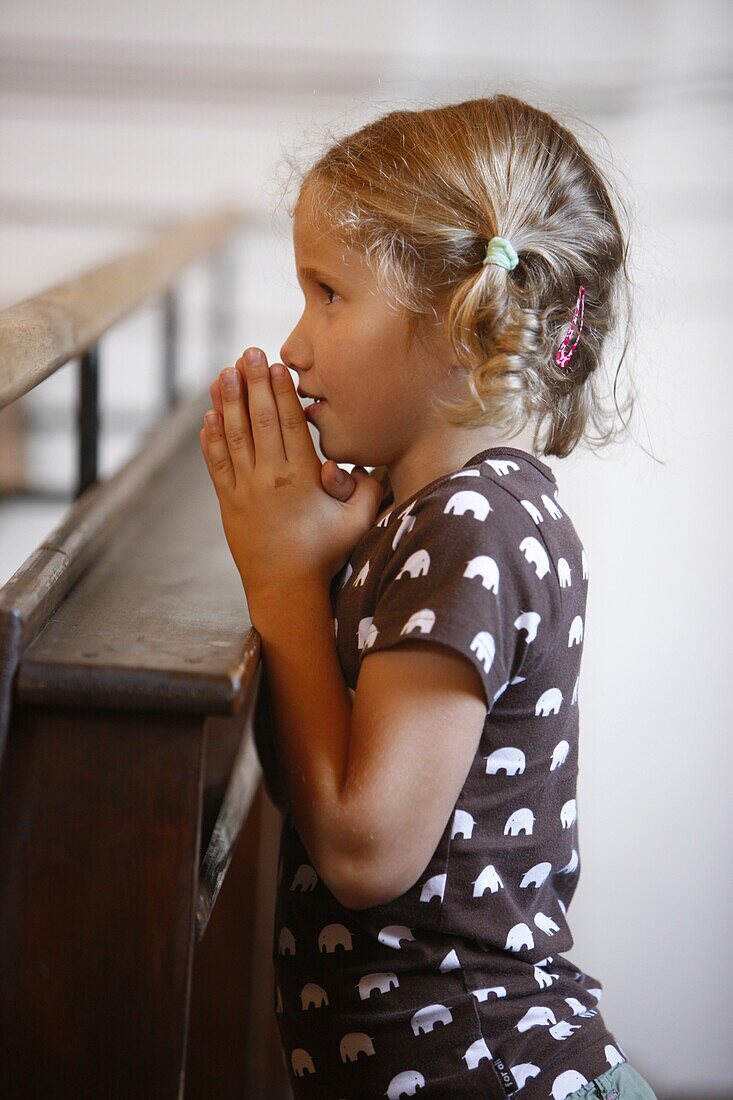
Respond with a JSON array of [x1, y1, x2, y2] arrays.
[[304, 398, 327, 421]]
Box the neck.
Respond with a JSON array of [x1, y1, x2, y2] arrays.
[[385, 422, 539, 513]]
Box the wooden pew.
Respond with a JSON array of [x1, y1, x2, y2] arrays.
[[0, 209, 293, 1097], [0, 389, 291, 1097]]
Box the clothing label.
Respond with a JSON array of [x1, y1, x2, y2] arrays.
[[492, 1055, 519, 1096]]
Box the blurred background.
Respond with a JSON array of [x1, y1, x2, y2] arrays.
[[1, 1, 731, 1095]]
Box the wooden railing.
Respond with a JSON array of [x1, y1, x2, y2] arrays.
[[0, 209, 240, 409], [0, 210, 292, 1098], [0, 208, 241, 499]]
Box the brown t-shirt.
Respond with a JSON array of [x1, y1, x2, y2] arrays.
[[266, 447, 629, 1099]]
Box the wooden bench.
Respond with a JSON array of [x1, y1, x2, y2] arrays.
[[0, 393, 291, 1099]]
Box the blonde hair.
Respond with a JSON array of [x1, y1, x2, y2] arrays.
[[278, 93, 639, 459]]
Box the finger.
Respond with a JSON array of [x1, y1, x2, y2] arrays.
[[202, 409, 236, 491], [234, 353, 248, 392], [209, 378, 222, 416], [198, 426, 213, 477], [269, 360, 319, 463], [321, 459, 355, 501], [242, 348, 284, 465], [219, 362, 255, 473], [210, 350, 252, 418], [235, 355, 253, 423]]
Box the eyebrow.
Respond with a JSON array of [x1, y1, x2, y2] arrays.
[[297, 265, 337, 283]]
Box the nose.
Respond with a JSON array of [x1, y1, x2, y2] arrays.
[[279, 327, 310, 381]]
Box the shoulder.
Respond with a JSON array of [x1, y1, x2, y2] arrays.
[[362, 456, 564, 709], [377, 457, 566, 617], [397, 456, 553, 549]]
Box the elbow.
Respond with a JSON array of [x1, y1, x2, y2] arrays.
[[324, 854, 375, 911], [328, 852, 408, 911], [332, 886, 374, 911], [317, 805, 416, 910], [333, 881, 401, 912]]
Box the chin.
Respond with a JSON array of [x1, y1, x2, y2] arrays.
[[319, 441, 362, 465], [315, 430, 383, 470]]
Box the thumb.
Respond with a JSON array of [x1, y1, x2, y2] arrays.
[[348, 465, 385, 513], [322, 459, 355, 501]]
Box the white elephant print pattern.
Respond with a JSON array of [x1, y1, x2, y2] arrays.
[[268, 448, 628, 1099]]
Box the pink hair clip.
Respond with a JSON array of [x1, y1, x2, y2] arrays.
[[555, 285, 586, 369]]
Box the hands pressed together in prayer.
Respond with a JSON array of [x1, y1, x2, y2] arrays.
[[199, 347, 386, 606]]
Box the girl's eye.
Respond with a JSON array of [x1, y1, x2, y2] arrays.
[[318, 282, 338, 305]]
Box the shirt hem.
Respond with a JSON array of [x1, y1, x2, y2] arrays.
[[510, 1029, 625, 1099]]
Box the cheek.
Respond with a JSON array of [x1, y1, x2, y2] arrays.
[[324, 314, 408, 404]]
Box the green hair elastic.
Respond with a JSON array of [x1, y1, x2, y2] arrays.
[[482, 236, 519, 271]]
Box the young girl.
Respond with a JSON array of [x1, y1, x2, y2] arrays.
[[200, 95, 657, 1100]]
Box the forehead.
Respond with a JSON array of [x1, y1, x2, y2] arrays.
[[293, 200, 364, 278]]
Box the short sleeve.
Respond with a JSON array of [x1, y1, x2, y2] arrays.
[[360, 477, 560, 713]]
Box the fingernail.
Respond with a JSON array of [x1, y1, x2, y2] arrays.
[[245, 348, 262, 366], [221, 368, 238, 389], [335, 467, 347, 483]]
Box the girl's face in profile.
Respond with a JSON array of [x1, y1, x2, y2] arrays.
[[280, 200, 455, 471]]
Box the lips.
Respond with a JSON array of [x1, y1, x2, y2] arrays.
[[304, 399, 327, 421]]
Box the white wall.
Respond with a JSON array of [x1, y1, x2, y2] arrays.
[[1, 2, 731, 1093]]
